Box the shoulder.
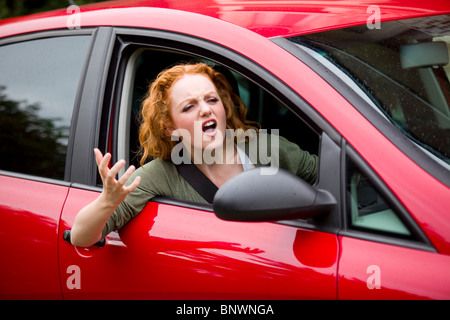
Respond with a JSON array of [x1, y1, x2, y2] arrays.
[[141, 157, 175, 170], [130, 158, 179, 190], [137, 158, 177, 177], [244, 130, 296, 165], [136, 158, 209, 204]]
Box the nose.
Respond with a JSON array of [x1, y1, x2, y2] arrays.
[[198, 100, 212, 117]]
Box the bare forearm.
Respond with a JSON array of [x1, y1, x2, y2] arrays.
[[70, 149, 140, 247], [70, 193, 116, 247]]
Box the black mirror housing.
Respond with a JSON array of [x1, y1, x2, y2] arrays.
[[213, 167, 336, 222]]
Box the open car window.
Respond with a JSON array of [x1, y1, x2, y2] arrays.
[[117, 48, 320, 173]]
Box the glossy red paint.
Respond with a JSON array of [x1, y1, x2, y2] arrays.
[[0, 0, 449, 300], [285, 64, 450, 255], [0, 175, 68, 299], [59, 189, 338, 299], [1, 0, 450, 39], [338, 236, 450, 299]]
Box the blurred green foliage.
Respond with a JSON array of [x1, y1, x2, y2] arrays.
[[0, 0, 109, 20]]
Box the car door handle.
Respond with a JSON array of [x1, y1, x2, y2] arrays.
[[62, 230, 106, 247]]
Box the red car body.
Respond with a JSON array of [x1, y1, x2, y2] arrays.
[[1, 0, 450, 299]]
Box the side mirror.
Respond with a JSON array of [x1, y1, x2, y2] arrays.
[[213, 168, 336, 222], [400, 41, 449, 69]]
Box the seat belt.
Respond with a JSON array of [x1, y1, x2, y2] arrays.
[[176, 163, 218, 204]]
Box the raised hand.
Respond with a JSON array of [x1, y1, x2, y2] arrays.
[[94, 148, 141, 207]]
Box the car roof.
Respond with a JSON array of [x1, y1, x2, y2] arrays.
[[1, 0, 449, 39]]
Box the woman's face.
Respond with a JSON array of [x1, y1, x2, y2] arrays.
[[168, 73, 227, 157]]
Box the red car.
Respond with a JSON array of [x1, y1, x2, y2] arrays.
[[1, 0, 450, 300]]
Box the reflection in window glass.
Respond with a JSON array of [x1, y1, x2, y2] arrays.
[[0, 36, 90, 179], [347, 160, 412, 237], [289, 15, 450, 166]]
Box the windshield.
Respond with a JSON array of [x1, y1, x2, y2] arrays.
[[288, 15, 450, 166]]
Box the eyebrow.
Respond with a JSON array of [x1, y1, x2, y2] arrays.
[[175, 90, 218, 109]]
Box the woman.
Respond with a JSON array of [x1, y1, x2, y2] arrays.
[[70, 62, 317, 247]]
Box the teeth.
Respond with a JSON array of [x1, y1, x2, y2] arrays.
[[203, 120, 216, 133]]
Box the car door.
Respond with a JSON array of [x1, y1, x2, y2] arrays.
[[58, 28, 341, 299], [337, 146, 450, 299], [60, 192, 339, 299], [0, 31, 92, 299], [276, 18, 450, 299]]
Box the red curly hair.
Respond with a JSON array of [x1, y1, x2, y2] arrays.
[[138, 62, 259, 166]]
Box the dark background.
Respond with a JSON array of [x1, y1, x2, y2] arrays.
[[0, 0, 109, 20]]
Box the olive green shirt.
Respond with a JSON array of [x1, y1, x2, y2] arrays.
[[102, 133, 318, 238]]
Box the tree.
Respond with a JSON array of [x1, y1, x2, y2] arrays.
[[0, 86, 68, 179]]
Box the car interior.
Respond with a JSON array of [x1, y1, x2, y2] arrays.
[[296, 18, 450, 165], [119, 48, 320, 170], [115, 47, 417, 240]]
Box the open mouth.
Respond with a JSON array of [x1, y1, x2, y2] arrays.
[[202, 119, 217, 134]]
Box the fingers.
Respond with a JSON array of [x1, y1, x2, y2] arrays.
[[106, 159, 126, 183], [127, 175, 141, 193], [93, 148, 140, 192], [94, 148, 103, 167], [118, 165, 141, 193], [95, 149, 111, 180], [94, 148, 123, 182]]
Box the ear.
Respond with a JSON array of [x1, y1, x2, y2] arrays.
[[165, 125, 178, 138]]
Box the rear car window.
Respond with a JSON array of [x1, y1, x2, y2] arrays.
[[0, 35, 90, 180]]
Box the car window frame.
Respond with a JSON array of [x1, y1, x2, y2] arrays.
[[341, 143, 435, 252], [272, 36, 450, 188], [272, 36, 438, 252], [68, 27, 116, 186], [101, 27, 343, 233], [0, 28, 96, 185]]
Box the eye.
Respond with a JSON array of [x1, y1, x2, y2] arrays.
[[207, 97, 219, 104], [182, 104, 194, 112]]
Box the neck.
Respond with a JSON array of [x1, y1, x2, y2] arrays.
[[193, 140, 243, 188]]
